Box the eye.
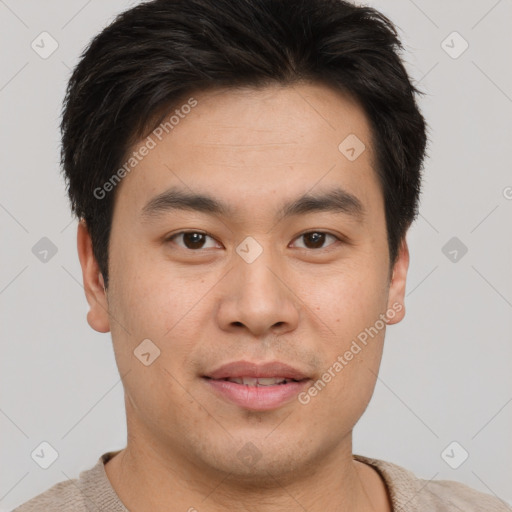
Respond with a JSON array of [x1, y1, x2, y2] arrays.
[[167, 231, 220, 250], [166, 230, 342, 252], [291, 231, 340, 250]]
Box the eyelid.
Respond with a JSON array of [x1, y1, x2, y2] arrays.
[[166, 230, 220, 249], [166, 229, 344, 251], [289, 231, 341, 250]]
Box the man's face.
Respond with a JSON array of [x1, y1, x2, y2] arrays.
[[82, 82, 408, 481]]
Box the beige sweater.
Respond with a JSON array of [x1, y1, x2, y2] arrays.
[[13, 451, 511, 511]]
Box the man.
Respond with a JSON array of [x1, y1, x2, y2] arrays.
[[14, 0, 511, 510]]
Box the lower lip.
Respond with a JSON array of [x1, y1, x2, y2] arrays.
[[204, 378, 310, 411]]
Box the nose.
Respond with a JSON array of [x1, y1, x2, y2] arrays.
[[215, 243, 300, 338]]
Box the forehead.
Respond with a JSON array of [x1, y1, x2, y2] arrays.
[[158, 83, 374, 164], [114, 82, 382, 226]]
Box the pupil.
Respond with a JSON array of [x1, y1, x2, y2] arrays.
[[184, 232, 205, 249], [305, 232, 324, 248]]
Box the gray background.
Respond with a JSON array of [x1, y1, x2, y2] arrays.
[[1, 0, 511, 509]]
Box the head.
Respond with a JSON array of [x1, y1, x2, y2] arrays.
[[67, 0, 427, 485]]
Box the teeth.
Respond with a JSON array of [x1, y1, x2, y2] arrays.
[[225, 377, 244, 385], [225, 377, 289, 386], [256, 377, 287, 386]]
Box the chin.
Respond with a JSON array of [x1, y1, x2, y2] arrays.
[[190, 431, 319, 486]]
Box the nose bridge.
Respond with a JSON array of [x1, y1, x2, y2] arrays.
[[236, 236, 285, 304], [216, 235, 300, 335]]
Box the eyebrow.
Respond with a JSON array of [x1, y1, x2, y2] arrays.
[[141, 185, 366, 224]]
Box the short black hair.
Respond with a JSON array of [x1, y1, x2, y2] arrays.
[[61, 0, 428, 287]]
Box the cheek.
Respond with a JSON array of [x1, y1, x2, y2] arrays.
[[298, 277, 387, 431], [297, 260, 388, 397], [298, 258, 388, 337], [107, 257, 207, 421], [109, 244, 208, 336]]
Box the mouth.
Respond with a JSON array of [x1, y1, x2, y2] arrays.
[[207, 376, 303, 386], [202, 361, 312, 411]]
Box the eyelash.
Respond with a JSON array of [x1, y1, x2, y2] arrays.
[[166, 230, 343, 251]]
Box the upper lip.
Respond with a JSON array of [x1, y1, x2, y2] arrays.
[[204, 361, 310, 380]]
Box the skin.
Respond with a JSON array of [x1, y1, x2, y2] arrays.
[[78, 82, 409, 511]]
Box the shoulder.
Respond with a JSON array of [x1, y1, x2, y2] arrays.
[[424, 478, 512, 511], [12, 479, 90, 512], [12, 451, 125, 512], [354, 454, 512, 512]]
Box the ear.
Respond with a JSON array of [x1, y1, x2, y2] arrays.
[[77, 220, 111, 333], [386, 236, 410, 325]]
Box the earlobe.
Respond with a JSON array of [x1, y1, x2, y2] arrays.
[[386, 237, 410, 325], [77, 220, 111, 333]]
